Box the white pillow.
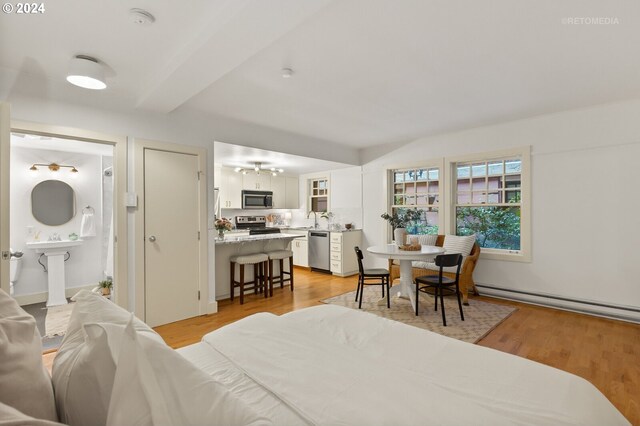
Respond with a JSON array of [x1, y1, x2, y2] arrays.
[[0, 290, 58, 422], [52, 290, 162, 426], [0, 402, 63, 426], [407, 234, 438, 246], [443, 234, 476, 256], [103, 318, 271, 426]]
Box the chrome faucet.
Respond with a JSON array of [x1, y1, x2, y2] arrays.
[[307, 211, 318, 229]]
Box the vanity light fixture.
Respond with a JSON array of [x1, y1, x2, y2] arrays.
[[66, 55, 107, 90], [29, 163, 79, 175], [234, 162, 285, 176]]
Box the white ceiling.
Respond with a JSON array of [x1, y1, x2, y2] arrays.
[[2, 0, 640, 152], [214, 141, 351, 176]]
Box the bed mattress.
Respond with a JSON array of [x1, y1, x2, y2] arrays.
[[177, 304, 628, 426]]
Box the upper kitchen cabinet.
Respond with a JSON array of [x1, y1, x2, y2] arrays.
[[219, 167, 242, 208], [243, 173, 271, 191], [272, 176, 299, 209], [285, 177, 299, 209], [271, 176, 286, 208]]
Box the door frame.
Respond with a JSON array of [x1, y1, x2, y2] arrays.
[[0, 116, 128, 307], [133, 138, 208, 322]]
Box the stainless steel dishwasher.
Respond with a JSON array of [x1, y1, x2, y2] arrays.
[[308, 230, 330, 272]]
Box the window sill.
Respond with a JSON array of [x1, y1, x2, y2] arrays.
[[479, 250, 531, 263]]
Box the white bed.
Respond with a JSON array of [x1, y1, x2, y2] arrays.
[[177, 304, 628, 426]]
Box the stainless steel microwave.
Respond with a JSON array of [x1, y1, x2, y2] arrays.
[[242, 190, 273, 209]]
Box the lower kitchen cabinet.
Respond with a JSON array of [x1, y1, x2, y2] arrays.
[[330, 230, 361, 277], [288, 230, 309, 267]]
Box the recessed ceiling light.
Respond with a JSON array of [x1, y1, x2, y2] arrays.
[[282, 68, 294, 78], [129, 8, 155, 26], [66, 55, 107, 90]]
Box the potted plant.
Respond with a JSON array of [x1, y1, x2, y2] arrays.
[[214, 217, 233, 239], [381, 209, 423, 246], [99, 279, 112, 296]]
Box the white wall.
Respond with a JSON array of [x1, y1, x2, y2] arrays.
[[360, 99, 640, 321], [10, 146, 106, 297], [296, 166, 363, 229]]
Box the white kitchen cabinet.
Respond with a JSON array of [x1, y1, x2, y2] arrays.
[[288, 230, 309, 267], [219, 167, 242, 209], [285, 177, 299, 209], [329, 230, 361, 277], [271, 175, 286, 208], [243, 173, 271, 191]]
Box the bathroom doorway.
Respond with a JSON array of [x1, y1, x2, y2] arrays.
[[0, 117, 127, 310]]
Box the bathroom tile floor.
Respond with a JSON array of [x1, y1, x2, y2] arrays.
[[22, 301, 67, 351]]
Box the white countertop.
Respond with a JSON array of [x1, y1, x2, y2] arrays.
[[215, 232, 304, 245]]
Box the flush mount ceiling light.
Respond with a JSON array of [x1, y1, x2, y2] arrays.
[[235, 162, 285, 176], [66, 55, 107, 90], [129, 8, 155, 25], [281, 68, 294, 78]]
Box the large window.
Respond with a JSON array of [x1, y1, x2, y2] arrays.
[[390, 167, 440, 234], [386, 147, 530, 261], [455, 158, 522, 251]]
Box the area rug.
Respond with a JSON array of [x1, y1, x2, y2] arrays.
[[44, 302, 75, 338], [322, 287, 516, 343]]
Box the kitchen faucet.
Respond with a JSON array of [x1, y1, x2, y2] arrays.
[[307, 211, 318, 229]]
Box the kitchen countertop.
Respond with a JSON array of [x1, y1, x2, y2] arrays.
[[271, 227, 362, 233], [215, 232, 304, 245]]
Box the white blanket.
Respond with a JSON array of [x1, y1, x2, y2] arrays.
[[199, 305, 628, 426]]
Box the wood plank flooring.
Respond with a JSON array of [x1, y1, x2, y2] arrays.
[[155, 267, 639, 424]]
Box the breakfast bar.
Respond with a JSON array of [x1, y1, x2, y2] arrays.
[[214, 233, 303, 300]]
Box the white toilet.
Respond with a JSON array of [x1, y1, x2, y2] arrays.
[[10, 253, 22, 296]]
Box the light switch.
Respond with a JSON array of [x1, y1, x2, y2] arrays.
[[126, 192, 138, 207]]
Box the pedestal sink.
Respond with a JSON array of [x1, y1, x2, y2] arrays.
[[26, 240, 83, 307]]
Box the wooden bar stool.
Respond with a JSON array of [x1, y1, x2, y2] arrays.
[[229, 253, 269, 304], [265, 250, 294, 297]]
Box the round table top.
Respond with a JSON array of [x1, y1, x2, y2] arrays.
[[367, 244, 444, 260]]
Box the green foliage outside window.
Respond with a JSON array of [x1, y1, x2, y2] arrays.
[[456, 206, 521, 250]]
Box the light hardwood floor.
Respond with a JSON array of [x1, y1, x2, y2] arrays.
[[44, 267, 638, 424]]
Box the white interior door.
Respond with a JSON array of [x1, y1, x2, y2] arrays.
[[144, 149, 200, 326], [0, 103, 10, 294]]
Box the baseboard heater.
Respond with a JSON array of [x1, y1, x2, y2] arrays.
[[476, 283, 640, 324]]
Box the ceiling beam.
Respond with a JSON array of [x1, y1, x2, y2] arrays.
[[136, 0, 333, 113]]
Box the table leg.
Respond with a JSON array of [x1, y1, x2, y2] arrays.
[[377, 259, 417, 313]]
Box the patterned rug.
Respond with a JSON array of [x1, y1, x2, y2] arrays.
[[322, 287, 516, 343], [44, 302, 75, 338]]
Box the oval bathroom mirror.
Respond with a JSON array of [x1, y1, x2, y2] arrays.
[[31, 180, 76, 226]]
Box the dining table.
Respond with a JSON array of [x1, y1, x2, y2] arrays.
[[367, 243, 445, 313]]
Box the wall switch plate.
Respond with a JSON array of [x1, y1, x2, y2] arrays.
[[126, 192, 138, 207]]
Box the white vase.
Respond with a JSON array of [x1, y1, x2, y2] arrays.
[[394, 228, 407, 246]]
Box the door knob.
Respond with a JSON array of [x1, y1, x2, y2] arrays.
[[148, 236, 156, 242]]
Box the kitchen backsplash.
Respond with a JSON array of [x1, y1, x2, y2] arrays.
[[220, 207, 361, 229]]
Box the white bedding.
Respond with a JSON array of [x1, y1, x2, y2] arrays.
[[178, 305, 628, 426]]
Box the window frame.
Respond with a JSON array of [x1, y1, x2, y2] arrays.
[[386, 159, 445, 241], [445, 146, 531, 262], [308, 177, 329, 213]]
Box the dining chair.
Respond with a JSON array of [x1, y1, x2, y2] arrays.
[[354, 246, 391, 309], [414, 253, 464, 326]]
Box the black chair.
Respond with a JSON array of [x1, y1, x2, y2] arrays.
[[354, 246, 391, 309], [415, 253, 464, 326]]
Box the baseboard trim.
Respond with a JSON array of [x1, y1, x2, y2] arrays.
[[476, 283, 640, 324], [15, 284, 97, 306], [207, 301, 218, 315]]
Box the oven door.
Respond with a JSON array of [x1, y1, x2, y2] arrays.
[[242, 191, 273, 209]]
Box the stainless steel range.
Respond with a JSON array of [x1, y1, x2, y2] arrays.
[[234, 216, 281, 235]]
